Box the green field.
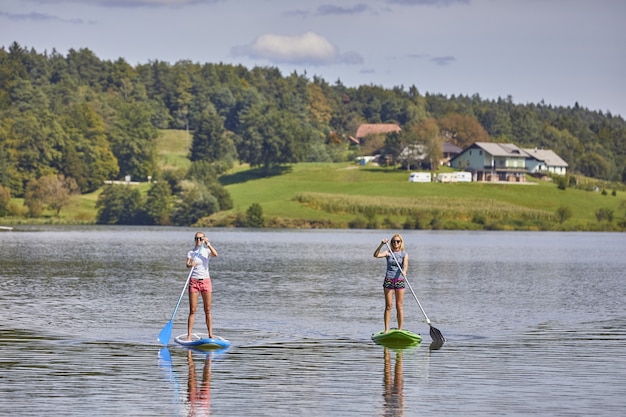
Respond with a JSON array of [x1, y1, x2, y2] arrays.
[[210, 162, 625, 231], [3, 129, 625, 231]]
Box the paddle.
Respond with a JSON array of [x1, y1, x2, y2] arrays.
[[158, 244, 203, 345], [385, 242, 445, 344]]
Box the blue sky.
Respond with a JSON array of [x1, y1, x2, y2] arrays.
[[2, 0, 625, 117]]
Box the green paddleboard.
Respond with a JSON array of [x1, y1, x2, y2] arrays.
[[371, 329, 422, 348]]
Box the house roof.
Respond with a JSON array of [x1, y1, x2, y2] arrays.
[[472, 142, 529, 157], [443, 142, 462, 154], [450, 142, 569, 169], [355, 123, 401, 139], [523, 148, 569, 167]]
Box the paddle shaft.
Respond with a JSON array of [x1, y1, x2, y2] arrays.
[[384, 242, 431, 325], [169, 264, 194, 321]]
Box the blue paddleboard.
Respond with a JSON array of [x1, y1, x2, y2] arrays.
[[174, 333, 231, 351]]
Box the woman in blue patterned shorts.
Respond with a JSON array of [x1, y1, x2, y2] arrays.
[[373, 234, 408, 334]]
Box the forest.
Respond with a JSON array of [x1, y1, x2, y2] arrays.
[[1, 41, 625, 225]]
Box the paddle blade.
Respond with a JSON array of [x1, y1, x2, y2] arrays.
[[430, 325, 445, 343], [429, 339, 445, 351], [158, 347, 172, 365], [158, 320, 173, 345]]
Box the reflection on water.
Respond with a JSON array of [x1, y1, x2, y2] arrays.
[[186, 351, 211, 417], [159, 348, 216, 417], [383, 348, 404, 417], [1, 227, 625, 416]]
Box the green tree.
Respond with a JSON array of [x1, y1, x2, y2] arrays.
[[10, 110, 63, 195], [171, 182, 220, 226], [539, 126, 582, 174], [24, 174, 79, 217], [477, 105, 512, 140], [145, 181, 173, 225], [579, 151, 612, 180], [438, 113, 490, 148], [108, 99, 158, 181], [246, 203, 264, 227], [595, 207, 614, 223], [307, 83, 333, 128], [555, 205, 572, 223], [510, 107, 541, 146], [0, 184, 10, 216], [96, 185, 144, 224], [237, 102, 311, 175], [389, 117, 443, 169], [169, 62, 194, 131], [66, 48, 106, 89], [190, 106, 236, 170], [187, 160, 233, 210], [60, 102, 119, 193]]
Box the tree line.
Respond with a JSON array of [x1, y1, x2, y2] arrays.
[[1, 42, 625, 224]]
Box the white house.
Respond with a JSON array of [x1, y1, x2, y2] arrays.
[[449, 142, 568, 181], [449, 142, 529, 182], [523, 148, 568, 176]]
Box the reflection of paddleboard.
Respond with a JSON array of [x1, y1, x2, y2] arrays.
[[174, 333, 231, 351], [371, 329, 421, 348]]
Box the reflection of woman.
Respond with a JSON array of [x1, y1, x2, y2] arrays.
[[374, 234, 408, 333], [187, 351, 211, 416], [383, 347, 404, 417]]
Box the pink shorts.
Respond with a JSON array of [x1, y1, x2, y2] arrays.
[[189, 278, 212, 293]]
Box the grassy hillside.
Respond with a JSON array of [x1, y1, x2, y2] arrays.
[[208, 163, 625, 231], [157, 129, 192, 171], [3, 129, 624, 231]]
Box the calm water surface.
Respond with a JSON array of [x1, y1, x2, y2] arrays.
[[0, 226, 624, 416]]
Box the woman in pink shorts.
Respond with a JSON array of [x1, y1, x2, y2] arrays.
[[373, 234, 408, 334], [186, 232, 218, 340]]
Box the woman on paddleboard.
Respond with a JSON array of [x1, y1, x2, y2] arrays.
[[374, 234, 408, 334], [186, 231, 218, 340]]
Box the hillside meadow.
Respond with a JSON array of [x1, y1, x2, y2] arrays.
[[204, 162, 625, 231], [2, 129, 624, 231]]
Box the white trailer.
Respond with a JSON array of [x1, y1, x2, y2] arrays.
[[408, 172, 431, 183], [453, 172, 472, 182], [435, 173, 454, 183]]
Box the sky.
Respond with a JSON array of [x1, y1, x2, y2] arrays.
[[1, 0, 625, 117]]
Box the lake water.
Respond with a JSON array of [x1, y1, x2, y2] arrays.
[[0, 226, 624, 416]]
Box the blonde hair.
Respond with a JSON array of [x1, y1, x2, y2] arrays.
[[391, 234, 405, 251]]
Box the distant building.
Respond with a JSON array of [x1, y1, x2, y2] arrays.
[[523, 148, 568, 176], [441, 142, 462, 165], [449, 142, 568, 182], [449, 142, 529, 182], [349, 123, 401, 144]]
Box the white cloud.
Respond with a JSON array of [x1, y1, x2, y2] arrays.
[[231, 32, 363, 66]]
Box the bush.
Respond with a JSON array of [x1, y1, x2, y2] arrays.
[[472, 213, 487, 225], [348, 217, 367, 229], [556, 205, 573, 223], [383, 217, 401, 229], [555, 175, 568, 190], [0, 185, 9, 217], [595, 207, 614, 222], [96, 185, 145, 224], [246, 203, 264, 227]]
